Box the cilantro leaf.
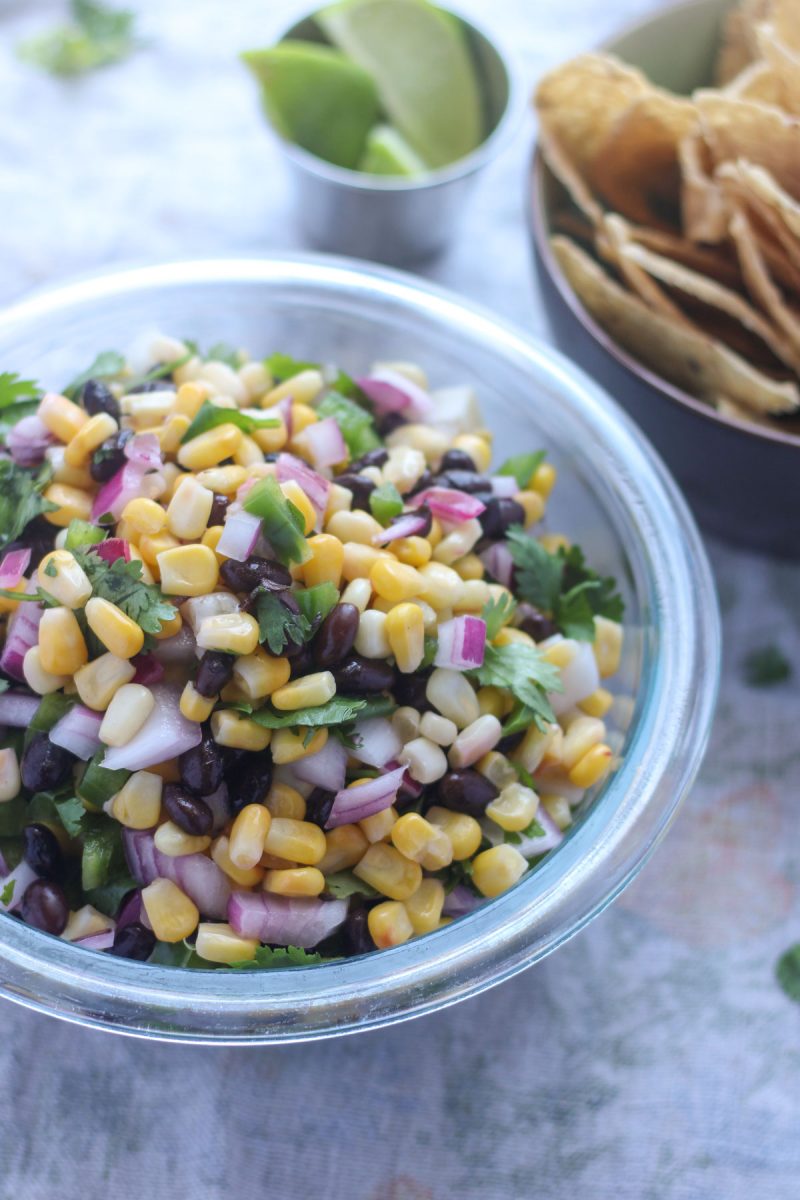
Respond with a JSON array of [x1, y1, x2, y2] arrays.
[[230, 944, 336, 969], [74, 550, 177, 636], [435, 858, 478, 894], [62, 350, 125, 400], [17, 1, 138, 78], [556, 581, 599, 642], [247, 695, 373, 730], [481, 593, 516, 641], [506, 528, 624, 640], [54, 795, 88, 838], [256, 592, 311, 655], [264, 352, 319, 381], [294, 583, 339, 629], [123, 353, 193, 393], [505, 528, 562, 610], [777, 944, 800, 1004], [560, 544, 624, 624], [421, 635, 438, 669], [496, 450, 546, 490], [743, 645, 791, 688], [504, 817, 546, 845], [324, 871, 379, 900], [0, 460, 58, 554], [0, 879, 15, 906], [206, 342, 242, 368], [316, 392, 381, 459], [0, 373, 39, 409], [511, 761, 536, 789], [469, 642, 561, 733], [181, 401, 279, 444]]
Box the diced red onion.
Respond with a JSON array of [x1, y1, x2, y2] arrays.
[[102, 684, 201, 771], [434, 615, 486, 670], [356, 369, 432, 421], [276, 453, 330, 523], [75, 928, 116, 952], [301, 417, 347, 471], [410, 487, 485, 522], [351, 716, 403, 768], [480, 542, 514, 588], [95, 538, 130, 564], [0, 860, 38, 912], [442, 884, 482, 918], [123, 828, 158, 886], [490, 476, 519, 499], [384, 759, 423, 799], [116, 888, 148, 930], [228, 891, 347, 949], [91, 460, 162, 522], [0, 548, 31, 590], [0, 593, 42, 681], [124, 433, 163, 471], [216, 510, 261, 561], [372, 512, 430, 546], [122, 828, 231, 919], [0, 691, 40, 728], [151, 623, 197, 664], [50, 704, 103, 761], [547, 640, 600, 715], [7, 415, 54, 466], [131, 653, 165, 686], [326, 765, 406, 829], [180, 592, 239, 636], [291, 736, 347, 793]]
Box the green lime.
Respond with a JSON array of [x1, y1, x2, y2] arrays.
[[317, 0, 484, 169], [241, 40, 381, 170], [358, 123, 427, 175]]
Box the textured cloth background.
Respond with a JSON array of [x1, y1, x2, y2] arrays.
[[1, 2, 799, 1197]]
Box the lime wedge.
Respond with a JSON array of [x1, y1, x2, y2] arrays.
[[317, 0, 484, 169], [241, 40, 381, 170], [358, 123, 427, 175]]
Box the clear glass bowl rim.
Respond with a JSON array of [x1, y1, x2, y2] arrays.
[[0, 256, 720, 1044]]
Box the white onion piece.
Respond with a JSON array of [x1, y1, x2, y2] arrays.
[[428, 385, 482, 435], [0, 692, 40, 728], [291, 736, 347, 793], [548, 641, 600, 715], [151, 623, 197, 664], [351, 717, 403, 768], [490, 475, 519, 498], [480, 542, 514, 588], [356, 369, 432, 421], [326, 765, 406, 829], [216, 510, 261, 562], [124, 432, 163, 471], [301, 417, 346, 470], [7, 415, 54, 466], [0, 548, 31, 590], [91, 460, 162, 522], [228, 891, 347, 948], [50, 704, 103, 760], [102, 684, 201, 771], [434, 616, 486, 670]]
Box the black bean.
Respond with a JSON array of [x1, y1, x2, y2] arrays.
[[432, 470, 493, 496], [288, 644, 315, 677], [440, 448, 477, 473], [127, 378, 176, 394], [348, 448, 388, 472], [226, 751, 273, 815], [392, 667, 431, 710], [341, 906, 376, 956], [178, 728, 224, 798], [332, 654, 394, 695], [109, 921, 155, 961], [333, 473, 375, 511], [22, 824, 63, 880], [3, 519, 55, 570], [305, 788, 336, 828], [20, 879, 68, 935], [220, 556, 292, 595], [479, 498, 526, 540], [80, 379, 120, 421], [313, 603, 359, 669], [496, 732, 524, 756], [405, 504, 432, 538], [20, 734, 74, 793], [407, 467, 434, 497], [163, 783, 213, 836], [376, 412, 406, 438], [195, 650, 235, 698], [89, 428, 133, 483], [437, 769, 498, 818], [208, 493, 229, 527]]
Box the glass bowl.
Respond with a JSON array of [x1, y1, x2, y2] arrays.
[[0, 257, 720, 1044]]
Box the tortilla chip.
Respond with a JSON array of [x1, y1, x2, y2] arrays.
[[597, 215, 694, 324], [715, 162, 800, 288], [695, 91, 800, 199], [724, 59, 787, 107], [714, 9, 757, 84], [728, 206, 800, 354], [715, 395, 775, 426], [624, 225, 744, 289], [538, 128, 604, 227], [756, 23, 800, 114], [589, 93, 698, 229], [550, 235, 799, 413], [678, 131, 730, 242], [768, 0, 800, 53]]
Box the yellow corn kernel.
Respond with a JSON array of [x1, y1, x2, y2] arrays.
[[392, 536, 431, 567], [341, 542, 392, 582], [156, 413, 190, 455], [424, 517, 442, 550], [157, 544, 220, 596], [141, 877, 199, 942], [339, 577, 372, 613], [386, 422, 449, 463], [390, 813, 437, 862], [263, 866, 325, 897], [274, 479, 314, 535], [289, 401, 321, 434], [263, 370, 324, 408], [62, 905, 114, 942], [263, 817, 326, 865], [232, 648, 290, 701], [99, 683, 154, 746], [84, 596, 145, 659], [452, 433, 491, 472], [260, 853, 298, 870], [122, 497, 167, 537], [229, 803, 272, 870], [152, 609, 182, 640], [454, 579, 492, 613], [179, 681, 216, 723], [265, 782, 306, 820], [359, 804, 398, 845], [0, 748, 21, 803], [354, 843, 422, 901], [316, 824, 368, 874], [195, 465, 248, 496], [302, 534, 344, 588], [476, 750, 517, 791], [210, 710, 272, 752], [122, 392, 176, 428], [541, 794, 573, 830], [541, 638, 577, 670], [38, 607, 88, 675], [512, 722, 557, 774], [476, 687, 504, 719], [325, 483, 352, 522], [177, 423, 242, 471], [74, 652, 136, 711], [211, 835, 265, 888], [540, 533, 570, 555], [271, 671, 336, 712], [195, 922, 259, 964], [64, 412, 118, 468], [472, 844, 528, 898], [578, 687, 614, 719], [111, 770, 162, 829], [166, 476, 214, 540], [154, 820, 211, 858], [370, 558, 422, 604], [42, 483, 93, 527], [561, 715, 606, 770], [426, 806, 483, 860], [138, 532, 180, 573], [252, 421, 288, 454], [515, 489, 545, 527], [219, 680, 249, 704], [196, 611, 259, 656], [486, 782, 539, 832], [161, 465, 186, 501], [229, 434, 260, 469], [384, 602, 425, 673], [200, 526, 226, 562], [417, 562, 464, 610], [270, 726, 328, 764], [569, 743, 613, 789], [542, 724, 564, 768], [593, 616, 623, 678], [455, 553, 485, 581], [368, 900, 414, 948], [23, 646, 68, 695], [37, 392, 88, 442], [327, 510, 384, 545], [404, 878, 445, 935], [45, 446, 94, 490], [173, 381, 210, 419], [37, 550, 92, 609], [147, 758, 182, 783], [493, 627, 535, 648], [531, 461, 557, 499]]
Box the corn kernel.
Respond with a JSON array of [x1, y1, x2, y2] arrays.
[[432, 519, 482, 566], [569, 743, 613, 788], [339, 577, 372, 613], [35, 550, 90, 609], [370, 559, 422, 604], [195, 922, 259, 964], [454, 553, 484, 581], [195, 465, 248, 496], [302, 534, 344, 588], [278, 480, 315, 535], [368, 900, 414, 948], [404, 878, 445, 934], [178, 423, 242, 471], [541, 794, 572, 830], [232, 648, 291, 701], [384, 602, 425, 673], [111, 770, 162, 829], [398, 736, 448, 785], [264, 817, 326, 865], [178, 681, 215, 723], [23, 646, 68, 695], [327, 509, 384, 545], [121, 497, 166, 537], [540, 533, 570, 555], [263, 866, 325, 897], [45, 445, 93, 490], [38, 607, 88, 675], [385, 422, 449, 463], [157, 413, 191, 455], [515, 489, 545, 527], [354, 609, 390, 658], [391, 536, 430, 568], [561, 715, 606, 770], [486, 782, 539, 832], [354, 843, 422, 901], [265, 782, 306, 820], [324, 482, 353, 521], [341, 542, 391, 582], [472, 844, 528, 897], [211, 835, 265, 888], [262, 370, 324, 409], [196, 611, 259, 656], [141, 877, 199, 942], [233, 434, 264, 468], [476, 750, 518, 790], [419, 711, 457, 746], [541, 638, 577, 670], [531, 461, 557, 498], [166, 475, 214, 540], [157, 544, 220, 596], [153, 609, 183, 640], [425, 667, 480, 728], [64, 411, 118, 468], [476, 686, 504, 719], [42, 483, 93, 527], [316, 824, 368, 874], [147, 759, 182, 783], [270, 726, 328, 764], [99, 683, 154, 746], [593, 617, 623, 678], [391, 813, 439, 863], [289, 398, 321, 429], [173, 381, 210, 419], [139, 532, 180, 574], [229, 803, 272, 870], [84, 596, 145, 659], [512, 723, 558, 774], [0, 748, 21, 803], [252, 421, 288, 454], [578, 687, 614, 719], [271, 670, 336, 712], [210, 709, 272, 752], [74, 652, 136, 711], [417, 562, 464, 610], [37, 392, 87, 442], [123, 390, 176, 428], [383, 446, 426, 494], [426, 806, 482, 860], [359, 804, 398, 844], [154, 820, 211, 857]]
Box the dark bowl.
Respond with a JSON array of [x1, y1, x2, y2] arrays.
[[529, 0, 800, 558]]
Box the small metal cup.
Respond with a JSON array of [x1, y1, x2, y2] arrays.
[[273, 10, 521, 266]]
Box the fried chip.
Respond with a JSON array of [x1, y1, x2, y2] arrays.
[[723, 59, 787, 107], [597, 215, 694, 325], [716, 161, 800, 285], [678, 130, 730, 242], [550, 235, 799, 414], [767, 0, 800, 53], [756, 22, 800, 114], [624, 225, 743, 289], [714, 0, 772, 82], [538, 128, 604, 227], [728, 206, 800, 354], [695, 91, 800, 199]]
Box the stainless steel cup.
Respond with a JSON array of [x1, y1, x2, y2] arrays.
[[272, 10, 521, 266]]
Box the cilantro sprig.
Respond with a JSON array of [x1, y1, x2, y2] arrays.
[[256, 592, 312, 656], [17, 1, 139, 78], [63, 350, 125, 400], [230, 944, 337, 969], [246, 694, 395, 731], [0, 460, 57, 554], [180, 401, 279, 445], [496, 450, 546, 490], [74, 549, 177, 636], [469, 642, 561, 734], [481, 593, 516, 640]]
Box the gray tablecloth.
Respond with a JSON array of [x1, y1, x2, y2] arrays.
[[1, 2, 798, 1197]]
